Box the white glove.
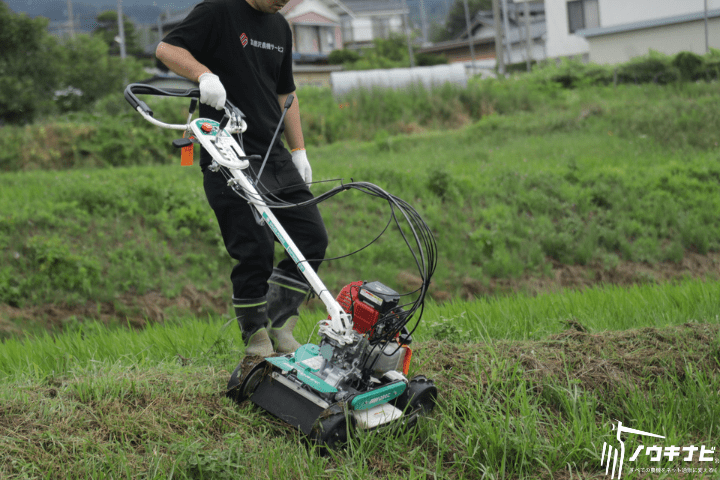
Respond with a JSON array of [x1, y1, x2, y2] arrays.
[[291, 149, 312, 185], [198, 72, 226, 110]]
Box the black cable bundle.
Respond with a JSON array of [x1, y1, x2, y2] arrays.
[[218, 166, 437, 351]]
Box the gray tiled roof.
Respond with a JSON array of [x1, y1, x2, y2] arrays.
[[338, 0, 408, 15]]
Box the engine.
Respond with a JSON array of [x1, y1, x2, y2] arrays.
[[313, 281, 413, 401]]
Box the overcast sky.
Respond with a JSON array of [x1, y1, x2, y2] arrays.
[[5, 0, 198, 24], [6, 0, 452, 28]]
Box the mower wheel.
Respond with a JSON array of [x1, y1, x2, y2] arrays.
[[226, 358, 267, 404], [311, 407, 351, 453], [392, 375, 438, 422]]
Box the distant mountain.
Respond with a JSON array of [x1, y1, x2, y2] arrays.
[[4, 0, 196, 24], [6, 0, 454, 27]]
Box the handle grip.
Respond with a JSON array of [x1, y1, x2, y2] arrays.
[[124, 83, 244, 119]]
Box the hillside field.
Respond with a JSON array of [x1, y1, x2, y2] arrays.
[[0, 76, 719, 478]]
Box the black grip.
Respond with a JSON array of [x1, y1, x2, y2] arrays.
[[123, 83, 245, 119], [172, 138, 193, 149]]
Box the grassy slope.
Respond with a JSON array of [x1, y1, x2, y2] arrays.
[[1, 280, 719, 479], [1, 80, 720, 478], [1, 82, 720, 337]]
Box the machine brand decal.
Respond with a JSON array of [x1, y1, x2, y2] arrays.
[[351, 382, 406, 410]]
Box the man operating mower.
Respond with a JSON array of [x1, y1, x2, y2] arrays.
[[155, 0, 328, 359]]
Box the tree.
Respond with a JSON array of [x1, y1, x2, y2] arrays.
[[55, 35, 146, 111], [93, 10, 141, 56], [433, 0, 492, 43], [0, 2, 61, 123]]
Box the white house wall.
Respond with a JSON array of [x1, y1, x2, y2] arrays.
[[544, 0, 592, 59], [351, 18, 374, 43], [544, 0, 720, 59], [588, 16, 720, 64], [345, 17, 405, 45], [598, 0, 720, 27]]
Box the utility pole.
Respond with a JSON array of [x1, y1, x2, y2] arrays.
[[117, 0, 126, 59], [401, 0, 415, 67], [500, 0, 512, 67], [157, 10, 164, 41], [492, 0, 505, 75], [67, 0, 75, 39], [704, 0, 709, 54], [524, 0, 531, 71], [462, 0, 477, 75], [419, 0, 429, 44]]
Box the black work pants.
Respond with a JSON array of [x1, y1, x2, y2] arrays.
[[203, 159, 328, 299]]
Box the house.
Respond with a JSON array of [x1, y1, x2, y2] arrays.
[[329, 0, 410, 49], [282, 0, 343, 62], [148, 0, 343, 63], [417, 2, 546, 71], [544, 0, 720, 63]]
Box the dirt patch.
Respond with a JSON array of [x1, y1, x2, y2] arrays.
[[454, 252, 720, 301], [2, 254, 719, 338], [417, 322, 720, 399], [0, 284, 229, 338]]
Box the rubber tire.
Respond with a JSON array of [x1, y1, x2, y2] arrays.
[[311, 408, 351, 454], [226, 360, 267, 405], [392, 375, 438, 426]]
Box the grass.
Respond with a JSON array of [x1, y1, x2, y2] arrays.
[[1, 90, 719, 320], [1, 280, 719, 478], [2, 74, 720, 478]]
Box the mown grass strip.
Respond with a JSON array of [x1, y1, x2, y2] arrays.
[[1, 322, 718, 479]]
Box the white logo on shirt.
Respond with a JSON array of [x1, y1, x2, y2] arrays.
[[248, 38, 283, 53]]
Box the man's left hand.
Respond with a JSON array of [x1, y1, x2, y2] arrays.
[[291, 149, 312, 185]]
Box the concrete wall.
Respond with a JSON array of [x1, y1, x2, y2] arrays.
[[587, 16, 720, 64], [598, 0, 720, 27], [293, 66, 343, 88]]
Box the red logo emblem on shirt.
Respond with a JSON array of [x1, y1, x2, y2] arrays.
[[240, 33, 248, 47]]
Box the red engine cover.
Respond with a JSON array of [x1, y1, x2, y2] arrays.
[[334, 281, 380, 334]]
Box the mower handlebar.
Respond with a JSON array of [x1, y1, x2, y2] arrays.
[[123, 83, 245, 120]]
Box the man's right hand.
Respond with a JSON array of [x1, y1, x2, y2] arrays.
[[198, 73, 226, 110]]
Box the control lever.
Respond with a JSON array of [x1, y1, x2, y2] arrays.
[[251, 94, 294, 226], [172, 138, 193, 149], [256, 94, 294, 181], [218, 115, 230, 132]]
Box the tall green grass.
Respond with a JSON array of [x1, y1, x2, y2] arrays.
[[1, 116, 719, 319], [1, 278, 717, 380]]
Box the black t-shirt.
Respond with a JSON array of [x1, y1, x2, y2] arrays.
[[162, 0, 296, 165]]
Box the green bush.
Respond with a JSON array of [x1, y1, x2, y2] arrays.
[[416, 52, 449, 67], [328, 49, 360, 65], [672, 51, 705, 81], [616, 51, 679, 84]]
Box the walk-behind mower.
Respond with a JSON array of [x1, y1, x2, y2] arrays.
[[124, 84, 439, 449]]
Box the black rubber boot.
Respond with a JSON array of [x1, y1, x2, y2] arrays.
[[267, 268, 310, 353], [233, 296, 273, 357]]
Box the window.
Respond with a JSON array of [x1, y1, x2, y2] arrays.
[[567, 0, 599, 33], [372, 17, 391, 39], [341, 16, 353, 44]]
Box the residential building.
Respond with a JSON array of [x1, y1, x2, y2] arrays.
[[545, 0, 720, 63], [283, 0, 343, 62], [329, 0, 410, 49], [418, 2, 546, 72]]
